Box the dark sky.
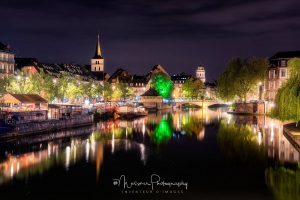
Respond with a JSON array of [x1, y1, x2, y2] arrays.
[[1, 0, 300, 81]]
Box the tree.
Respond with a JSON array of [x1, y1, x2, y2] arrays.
[[217, 57, 268, 102], [0, 76, 9, 97], [7, 71, 33, 94], [182, 78, 203, 99], [273, 58, 300, 122], [30, 70, 58, 101], [102, 81, 113, 101], [151, 72, 174, 98]]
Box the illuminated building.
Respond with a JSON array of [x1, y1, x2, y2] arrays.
[[0, 42, 14, 78], [196, 65, 206, 83], [266, 51, 300, 101]]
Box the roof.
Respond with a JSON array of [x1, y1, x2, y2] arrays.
[[146, 64, 170, 80], [141, 88, 161, 97], [270, 51, 300, 60], [93, 34, 103, 59], [171, 73, 193, 81], [2, 93, 48, 104], [0, 42, 12, 53], [15, 58, 98, 81], [107, 68, 128, 82]]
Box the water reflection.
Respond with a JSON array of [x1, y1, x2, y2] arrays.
[[0, 107, 299, 200]]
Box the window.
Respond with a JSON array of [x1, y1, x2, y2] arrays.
[[269, 70, 275, 79], [280, 60, 286, 67], [281, 69, 286, 78]]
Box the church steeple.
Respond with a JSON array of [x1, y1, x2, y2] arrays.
[[93, 34, 102, 59], [91, 34, 104, 72]]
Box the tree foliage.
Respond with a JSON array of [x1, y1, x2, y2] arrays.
[[273, 58, 300, 121], [151, 73, 174, 98], [3, 70, 106, 103], [217, 57, 269, 102], [182, 78, 203, 99]]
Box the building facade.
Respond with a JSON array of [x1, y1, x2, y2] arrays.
[[171, 73, 193, 98], [196, 66, 206, 83], [265, 51, 300, 101], [0, 42, 14, 78]]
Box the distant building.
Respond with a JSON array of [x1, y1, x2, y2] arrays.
[[15, 35, 110, 82], [108, 68, 147, 99], [204, 82, 217, 100], [196, 66, 205, 83], [265, 51, 300, 101], [0, 42, 14, 78], [90, 34, 107, 82], [15, 58, 96, 81], [171, 73, 193, 98], [140, 88, 163, 109]]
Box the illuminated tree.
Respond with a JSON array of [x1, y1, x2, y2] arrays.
[[273, 58, 300, 122], [151, 72, 174, 98], [0, 76, 9, 97], [182, 78, 203, 99], [7, 71, 33, 94], [217, 57, 268, 102], [102, 81, 113, 101]]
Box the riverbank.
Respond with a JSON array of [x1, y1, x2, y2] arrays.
[[0, 114, 94, 139], [283, 123, 300, 151]]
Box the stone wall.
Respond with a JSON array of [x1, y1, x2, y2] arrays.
[[234, 102, 265, 114]]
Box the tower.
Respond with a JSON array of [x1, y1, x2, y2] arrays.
[[196, 65, 206, 83], [91, 34, 104, 72]]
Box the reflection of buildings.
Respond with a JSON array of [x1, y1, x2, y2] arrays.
[[231, 114, 300, 163], [0, 143, 58, 185], [263, 119, 300, 163]]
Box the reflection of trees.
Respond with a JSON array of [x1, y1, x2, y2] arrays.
[[182, 116, 204, 136], [218, 120, 267, 167], [265, 166, 300, 200], [152, 114, 173, 144], [92, 127, 133, 141]]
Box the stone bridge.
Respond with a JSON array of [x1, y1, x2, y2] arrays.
[[174, 99, 220, 108]]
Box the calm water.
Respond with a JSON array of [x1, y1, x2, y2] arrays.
[[0, 108, 299, 200]]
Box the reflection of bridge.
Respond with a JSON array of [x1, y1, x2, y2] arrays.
[[174, 99, 220, 108]]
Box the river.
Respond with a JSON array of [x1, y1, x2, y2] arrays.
[[0, 108, 299, 200]]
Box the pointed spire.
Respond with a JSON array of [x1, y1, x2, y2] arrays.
[[94, 34, 103, 59]]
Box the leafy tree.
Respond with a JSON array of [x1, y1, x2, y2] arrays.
[[273, 58, 300, 122], [217, 57, 268, 102], [182, 78, 203, 99], [7, 71, 33, 94], [102, 81, 113, 101], [151, 72, 174, 98], [30, 70, 58, 101], [0, 76, 9, 97]]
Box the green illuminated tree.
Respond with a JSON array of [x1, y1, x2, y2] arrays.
[[182, 78, 203, 99], [151, 73, 174, 98]]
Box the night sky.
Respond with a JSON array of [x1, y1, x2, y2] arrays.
[[1, 0, 300, 81]]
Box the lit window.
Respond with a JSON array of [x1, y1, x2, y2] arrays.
[[281, 69, 286, 78]]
